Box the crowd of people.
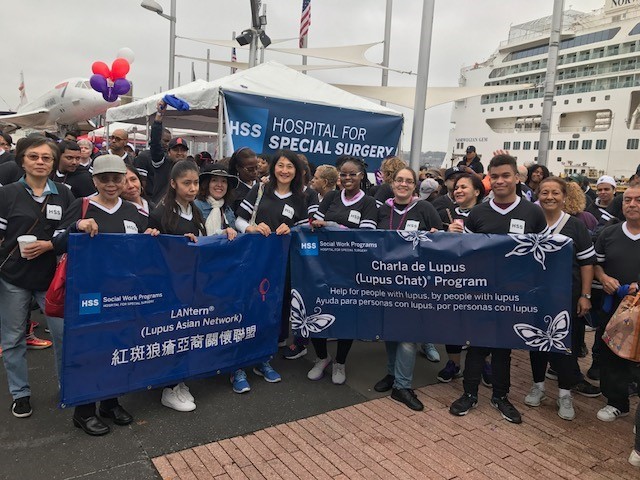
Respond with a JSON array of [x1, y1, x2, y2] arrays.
[[0, 109, 639, 466]]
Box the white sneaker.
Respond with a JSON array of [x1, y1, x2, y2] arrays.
[[177, 382, 194, 403], [557, 395, 575, 421], [524, 385, 546, 407], [161, 385, 196, 412], [596, 405, 628, 422], [630, 449, 640, 467], [307, 356, 332, 380], [332, 362, 346, 385]]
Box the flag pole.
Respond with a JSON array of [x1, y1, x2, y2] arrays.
[[381, 0, 393, 107]]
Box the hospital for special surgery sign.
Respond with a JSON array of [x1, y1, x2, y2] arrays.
[[290, 229, 574, 354], [223, 90, 403, 171]]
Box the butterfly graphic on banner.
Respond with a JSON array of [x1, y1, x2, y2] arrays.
[[505, 234, 570, 270], [513, 310, 571, 352], [290, 289, 336, 338], [397, 231, 433, 250]]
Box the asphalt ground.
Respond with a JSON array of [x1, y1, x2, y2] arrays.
[[0, 314, 444, 480]]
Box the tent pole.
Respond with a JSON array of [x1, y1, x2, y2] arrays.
[[217, 92, 224, 159]]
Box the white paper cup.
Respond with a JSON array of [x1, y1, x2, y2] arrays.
[[17, 235, 37, 258]]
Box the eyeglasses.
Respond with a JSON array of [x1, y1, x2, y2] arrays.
[[241, 165, 259, 172], [94, 173, 125, 184], [109, 136, 126, 141], [25, 153, 54, 163], [339, 172, 361, 179], [394, 178, 415, 185]]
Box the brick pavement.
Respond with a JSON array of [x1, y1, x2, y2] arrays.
[[153, 347, 639, 479]]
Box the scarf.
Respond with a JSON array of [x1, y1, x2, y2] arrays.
[[205, 197, 225, 235]]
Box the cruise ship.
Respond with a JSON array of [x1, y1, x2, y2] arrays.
[[448, 0, 640, 178]]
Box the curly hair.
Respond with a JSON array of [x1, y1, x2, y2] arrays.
[[380, 156, 408, 184], [563, 180, 586, 215]]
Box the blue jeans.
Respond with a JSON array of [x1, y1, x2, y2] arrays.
[[385, 341, 417, 389], [0, 277, 63, 400]]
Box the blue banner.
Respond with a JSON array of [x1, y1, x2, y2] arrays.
[[61, 233, 290, 407], [290, 229, 574, 354], [223, 90, 404, 171]]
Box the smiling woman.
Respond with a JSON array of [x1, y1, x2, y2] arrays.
[[0, 136, 74, 421]]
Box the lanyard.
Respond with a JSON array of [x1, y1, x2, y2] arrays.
[[389, 201, 413, 230]]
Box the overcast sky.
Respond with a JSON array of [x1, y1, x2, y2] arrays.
[[1, 0, 604, 152]]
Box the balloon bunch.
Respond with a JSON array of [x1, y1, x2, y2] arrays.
[[90, 47, 135, 102]]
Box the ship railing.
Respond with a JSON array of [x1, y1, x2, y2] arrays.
[[558, 126, 597, 133]]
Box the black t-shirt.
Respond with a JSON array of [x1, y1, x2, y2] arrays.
[[0, 181, 75, 290], [52, 169, 96, 199], [586, 200, 614, 224], [59, 197, 148, 236], [464, 197, 549, 234], [232, 181, 254, 213], [237, 184, 312, 230], [465, 197, 548, 235], [439, 205, 474, 228], [550, 213, 597, 294], [149, 203, 203, 236], [605, 194, 624, 222], [378, 199, 443, 231], [373, 183, 394, 208], [0, 160, 23, 186], [432, 193, 456, 217], [314, 189, 377, 229], [595, 222, 640, 286], [457, 157, 484, 174], [134, 150, 153, 196]]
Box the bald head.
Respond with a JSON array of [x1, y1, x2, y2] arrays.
[[109, 129, 128, 155], [517, 164, 528, 183]]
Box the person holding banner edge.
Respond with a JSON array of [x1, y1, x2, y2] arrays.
[[449, 153, 548, 424], [0, 136, 74, 419], [148, 160, 207, 412], [523, 177, 599, 421], [309, 156, 377, 385], [373, 166, 442, 410], [234, 149, 316, 393], [54, 154, 158, 436]]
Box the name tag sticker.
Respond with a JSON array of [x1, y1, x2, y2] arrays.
[[405, 220, 419, 231], [282, 204, 295, 219], [509, 219, 525, 234], [123, 220, 139, 234], [348, 210, 361, 225], [46, 205, 62, 220]]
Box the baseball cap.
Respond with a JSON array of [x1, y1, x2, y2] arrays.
[[419, 178, 439, 200], [444, 166, 464, 181], [92, 154, 127, 176], [466, 146, 476, 153], [168, 137, 189, 150], [596, 175, 616, 188]]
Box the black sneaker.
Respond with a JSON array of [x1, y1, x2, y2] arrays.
[[449, 393, 478, 416], [391, 388, 424, 411], [374, 374, 395, 393], [11, 396, 32, 418], [437, 360, 461, 383], [586, 365, 600, 381], [572, 379, 601, 398], [491, 396, 522, 424]]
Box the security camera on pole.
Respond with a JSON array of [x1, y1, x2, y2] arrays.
[[236, 0, 271, 68]]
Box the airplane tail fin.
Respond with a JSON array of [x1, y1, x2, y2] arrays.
[[17, 71, 27, 110]]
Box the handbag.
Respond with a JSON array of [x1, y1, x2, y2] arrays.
[[602, 291, 640, 362], [44, 198, 89, 318]]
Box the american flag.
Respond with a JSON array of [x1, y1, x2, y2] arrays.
[[231, 46, 237, 73], [299, 0, 311, 48]]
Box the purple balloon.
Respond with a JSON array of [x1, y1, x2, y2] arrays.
[[113, 78, 131, 95], [102, 88, 118, 103], [90, 74, 108, 93]]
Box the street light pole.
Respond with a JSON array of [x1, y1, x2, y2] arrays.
[[168, 0, 176, 89], [140, 0, 177, 90]]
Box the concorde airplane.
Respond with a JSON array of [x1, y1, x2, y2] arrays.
[[0, 77, 119, 134]]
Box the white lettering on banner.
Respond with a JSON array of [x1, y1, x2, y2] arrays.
[[110, 325, 259, 367], [267, 135, 396, 159], [271, 118, 340, 138], [228, 120, 262, 138]]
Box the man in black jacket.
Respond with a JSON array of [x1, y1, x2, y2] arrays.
[[457, 146, 484, 176]]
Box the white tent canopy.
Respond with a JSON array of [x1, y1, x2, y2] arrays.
[[106, 62, 402, 132]]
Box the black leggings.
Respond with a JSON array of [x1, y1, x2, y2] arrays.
[[311, 338, 353, 364]]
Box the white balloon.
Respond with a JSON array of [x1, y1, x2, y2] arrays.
[[116, 47, 135, 64]]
